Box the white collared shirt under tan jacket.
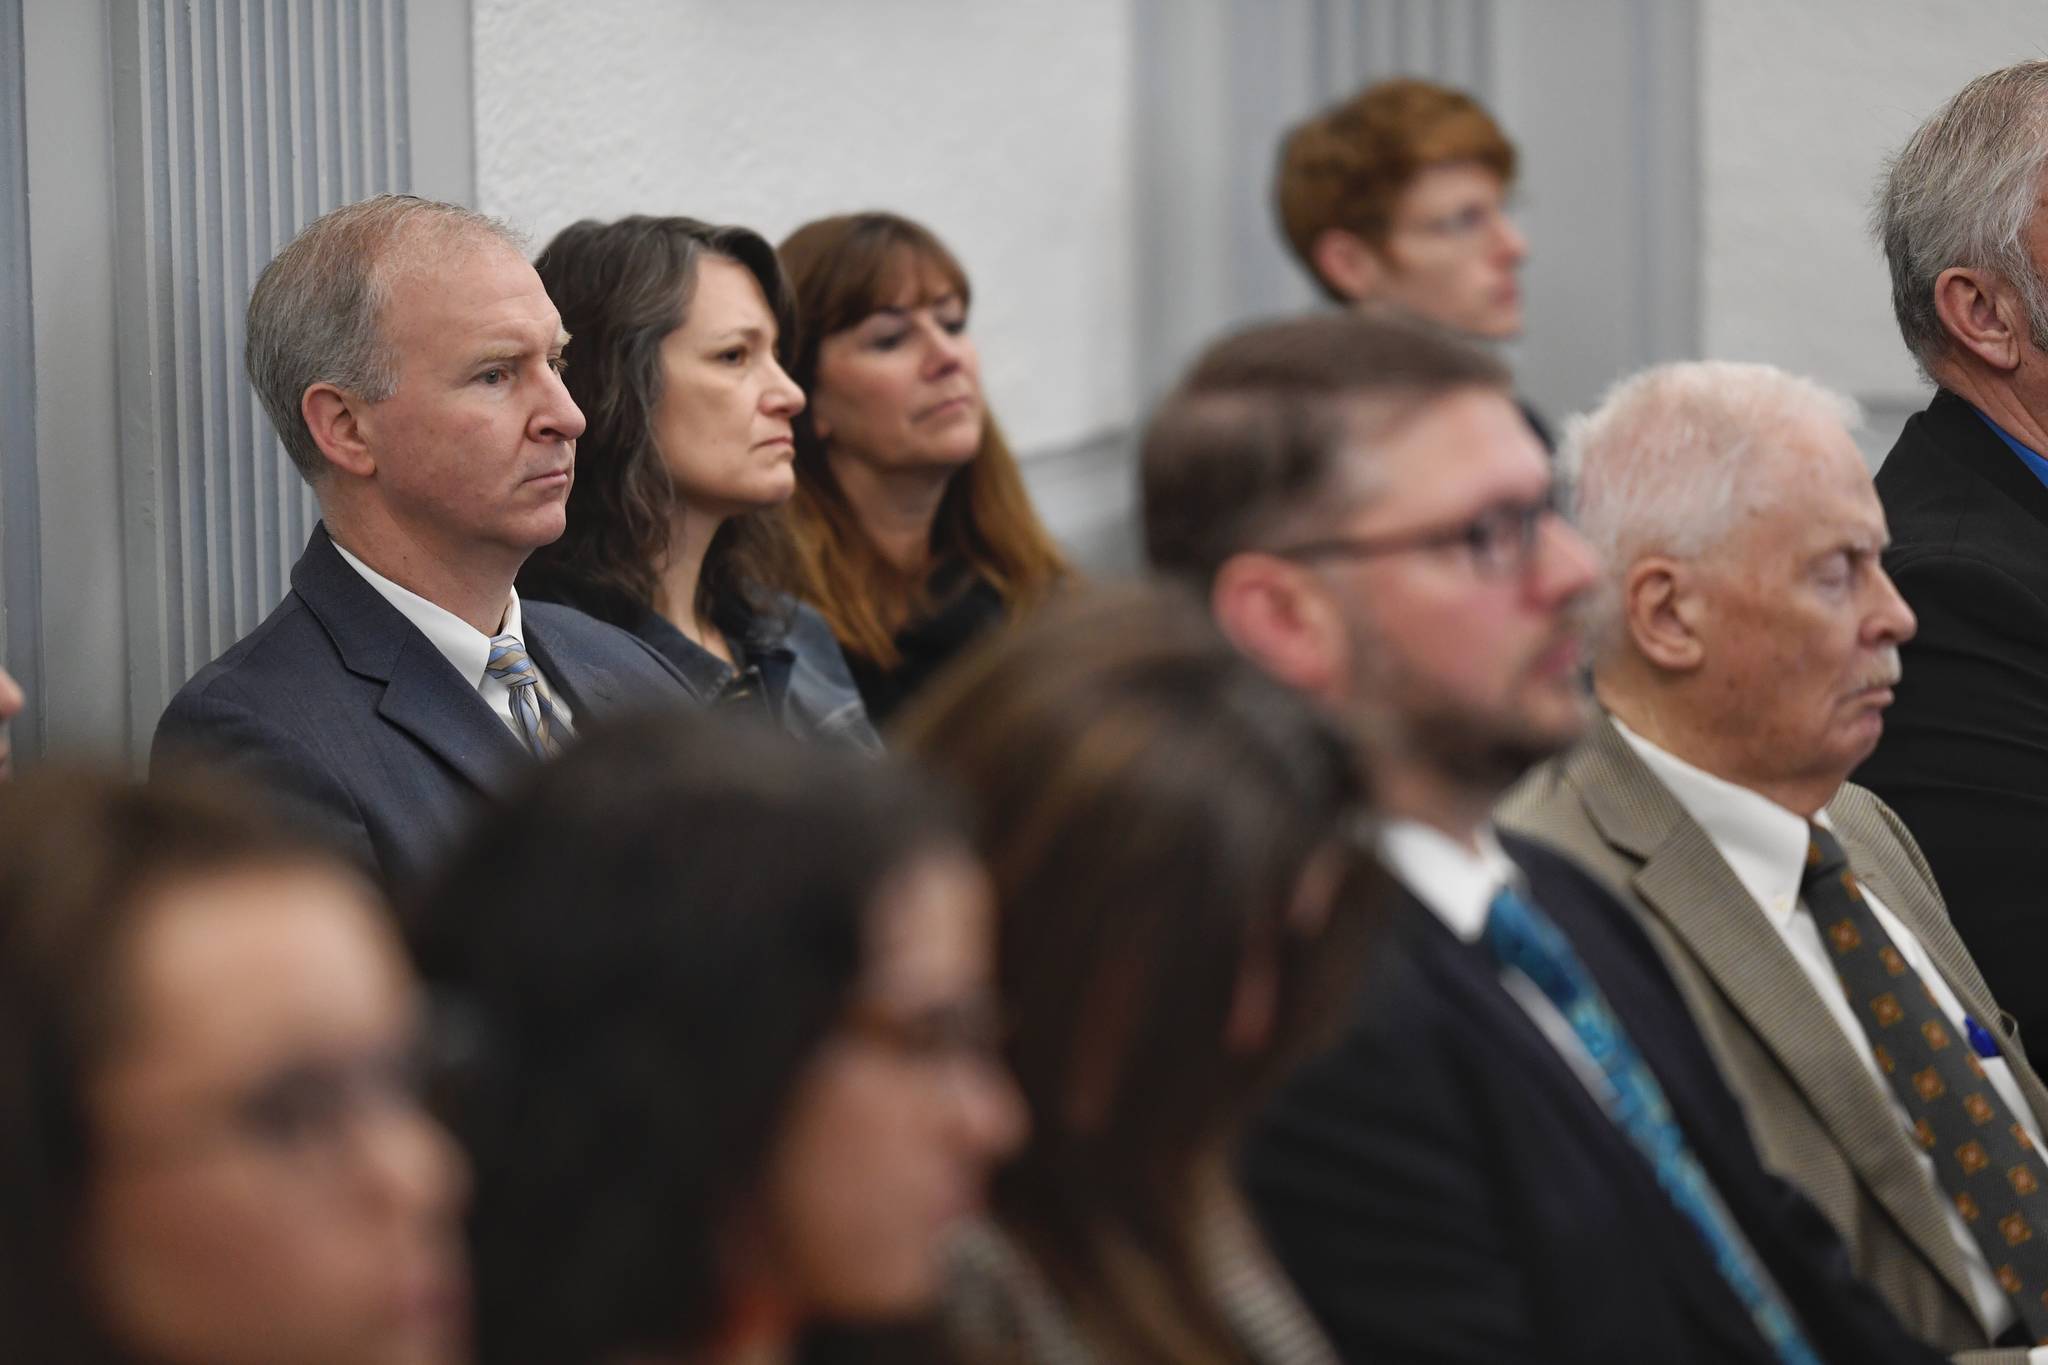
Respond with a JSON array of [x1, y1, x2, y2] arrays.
[[1499, 713, 2048, 1365]]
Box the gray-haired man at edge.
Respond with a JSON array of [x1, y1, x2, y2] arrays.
[[155, 195, 690, 889]]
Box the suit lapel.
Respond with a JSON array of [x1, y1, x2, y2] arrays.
[[291, 524, 527, 793], [521, 611, 622, 719], [374, 630, 528, 792], [1402, 890, 1772, 1357], [1406, 901, 1627, 1152], [1569, 721, 1982, 1309]]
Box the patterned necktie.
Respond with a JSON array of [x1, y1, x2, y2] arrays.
[[1483, 885, 1823, 1365], [484, 633, 570, 759], [1804, 823, 2048, 1343]]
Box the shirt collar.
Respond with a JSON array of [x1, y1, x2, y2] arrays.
[[1611, 717, 1830, 930], [331, 540, 518, 689], [629, 600, 792, 700], [1379, 818, 1522, 943]]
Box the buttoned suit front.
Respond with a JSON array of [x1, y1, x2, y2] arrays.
[[1500, 715, 2048, 1363], [153, 523, 692, 890]]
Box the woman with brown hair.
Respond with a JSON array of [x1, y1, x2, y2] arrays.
[[0, 766, 468, 1365], [894, 585, 1380, 1365], [777, 212, 1068, 725], [520, 215, 879, 748]]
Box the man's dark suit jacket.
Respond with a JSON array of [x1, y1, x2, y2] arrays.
[[1242, 833, 1949, 1364], [153, 524, 691, 889], [1857, 388, 2048, 1051]]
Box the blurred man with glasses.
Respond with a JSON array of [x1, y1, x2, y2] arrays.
[[1141, 309, 1952, 1364]]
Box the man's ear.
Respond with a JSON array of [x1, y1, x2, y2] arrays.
[[1211, 552, 1348, 701], [1932, 265, 2027, 373], [1623, 556, 1704, 672], [1309, 228, 1385, 305], [302, 382, 377, 479]]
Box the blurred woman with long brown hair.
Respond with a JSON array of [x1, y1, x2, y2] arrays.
[[777, 212, 1068, 725], [896, 585, 1380, 1365]]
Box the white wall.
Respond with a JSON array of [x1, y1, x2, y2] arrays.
[[1493, 0, 1699, 424], [1701, 0, 2048, 457], [22, 0, 131, 758], [1128, 0, 1499, 402], [472, 0, 1138, 460]]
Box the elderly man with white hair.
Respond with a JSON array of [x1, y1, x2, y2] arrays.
[[1501, 360, 2048, 1362]]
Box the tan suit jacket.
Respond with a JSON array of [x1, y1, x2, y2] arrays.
[[1499, 716, 2048, 1363]]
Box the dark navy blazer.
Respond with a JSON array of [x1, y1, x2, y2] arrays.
[[1243, 833, 1950, 1364], [1857, 388, 2048, 1056], [152, 524, 692, 890]]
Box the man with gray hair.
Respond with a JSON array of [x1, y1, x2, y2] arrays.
[[1503, 359, 2048, 1359], [1858, 60, 2048, 1052], [155, 194, 688, 888]]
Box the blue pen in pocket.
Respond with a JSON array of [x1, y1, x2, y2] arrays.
[[1965, 1015, 2002, 1060]]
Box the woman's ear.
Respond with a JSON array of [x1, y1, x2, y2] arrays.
[[1223, 948, 1278, 1057]]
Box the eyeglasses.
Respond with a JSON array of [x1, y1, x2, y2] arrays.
[[1271, 486, 1569, 580], [100, 1042, 437, 1178], [1395, 195, 1523, 243], [842, 993, 1010, 1068]]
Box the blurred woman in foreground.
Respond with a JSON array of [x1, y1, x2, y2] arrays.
[[897, 585, 1379, 1365], [416, 712, 1026, 1365], [0, 767, 468, 1365], [778, 212, 1068, 725]]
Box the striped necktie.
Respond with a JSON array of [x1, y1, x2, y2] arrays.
[[1483, 885, 1823, 1365], [485, 633, 569, 759]]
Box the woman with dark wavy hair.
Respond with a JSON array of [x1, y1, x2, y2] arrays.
[[520, 216, 879, 748], [415, 711, 1026, 1365], [778, 212, 1068, 725], [895, 585, 1378, 1365]]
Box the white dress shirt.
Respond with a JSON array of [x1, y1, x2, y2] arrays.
[[1615, 718, 2044, 1348], [1380, 819, 1617, 1102], [332, 541, 574, 737]]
